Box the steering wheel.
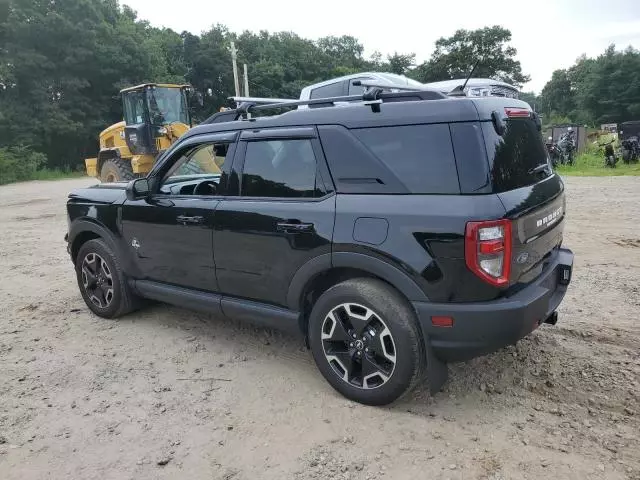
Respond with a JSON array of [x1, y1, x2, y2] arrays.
[[193, 180, 217, 196]]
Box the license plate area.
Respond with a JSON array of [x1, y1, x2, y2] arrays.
[[558, 264, 572, 285]]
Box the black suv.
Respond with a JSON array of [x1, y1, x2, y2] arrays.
[[66, 90, 573, 405]]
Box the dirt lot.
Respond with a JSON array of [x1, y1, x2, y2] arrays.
[[0, 176, 639, 480]]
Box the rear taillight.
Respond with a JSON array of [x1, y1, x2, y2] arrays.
[[465, 219, 512, 286], [504, 107, 531, 118]]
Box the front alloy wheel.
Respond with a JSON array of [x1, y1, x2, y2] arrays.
[[321, 303, 396, 390], [80, 252, 114, 308]]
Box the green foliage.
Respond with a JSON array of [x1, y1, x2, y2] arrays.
[[0, 0, 423, 170], [386, 53, 416, 75], [518, 91, 539, 110], [0, 146, 47, 185], [538, 45, 640, 126], [412, 26, 529, 87]]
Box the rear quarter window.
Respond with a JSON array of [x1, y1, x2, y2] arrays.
[[310, 81, 346, 99], [482, 119, 551, 193], [351, 124, 460, 194]]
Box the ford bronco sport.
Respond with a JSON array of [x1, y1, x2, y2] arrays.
[[66, 88, 573, 405]]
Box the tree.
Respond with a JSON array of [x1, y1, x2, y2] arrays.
[[317, 35, 365, 71], [0, 0, 182, 168], [413, 26, 530, 87], [538, 45, 640, 126], [539, 69, 575, 118], [519, 91, 539, 111], [574, 45, 640, 124], [385, 52, 416, 75]]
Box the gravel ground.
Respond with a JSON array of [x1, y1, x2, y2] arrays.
[[0, 176, 639, 480]]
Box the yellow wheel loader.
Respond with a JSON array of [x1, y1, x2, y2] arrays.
[[85, 83, 192, 182]]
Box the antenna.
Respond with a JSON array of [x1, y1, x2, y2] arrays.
[[448, 59, 481, 97]]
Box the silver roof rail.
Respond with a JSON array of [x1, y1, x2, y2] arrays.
[[229, 94, 376, 111], [352, 79, 432, 92], [207, 88, 449, 124], [229, 96, 297, 105]]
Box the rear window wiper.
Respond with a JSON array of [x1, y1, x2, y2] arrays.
[[528, 163, 551, 175]]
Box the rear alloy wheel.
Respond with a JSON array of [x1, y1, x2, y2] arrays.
[[309, 278, 425, 405], [321, 303, 396, 390]]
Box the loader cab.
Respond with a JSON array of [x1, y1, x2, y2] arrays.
[[121, 83, 191, 155]]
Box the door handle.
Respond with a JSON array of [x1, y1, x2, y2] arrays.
[[276, 221, 314, 233], [176, 215, 205, 225]]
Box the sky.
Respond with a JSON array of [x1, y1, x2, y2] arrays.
[[124, 0, 640, 93]]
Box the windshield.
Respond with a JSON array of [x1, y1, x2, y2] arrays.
[[146, 87, 189, 125]]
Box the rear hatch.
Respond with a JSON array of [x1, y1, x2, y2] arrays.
[[479, 104, 565, 287]]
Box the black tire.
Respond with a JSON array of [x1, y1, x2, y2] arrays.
[[308, 278, 425, 406], [100, 158, 134, 183], [75, 239, 140, 318]]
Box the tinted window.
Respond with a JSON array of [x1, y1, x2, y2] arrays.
[[348, 77, 371, 95], [352, 124, 460, 194], [482, 119, 551, 193], [449, 122, 491, 194], [242, 139, 319, 198], [310, 81, 345, 99]]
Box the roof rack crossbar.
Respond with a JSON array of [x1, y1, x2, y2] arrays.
[[351, 80, 429, 92], [204, 87, 449, 125], [229, 94, 367, 110], [229, 87, 445, 112]]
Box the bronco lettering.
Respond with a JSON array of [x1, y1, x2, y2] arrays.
[[536, 206, 563, 228]]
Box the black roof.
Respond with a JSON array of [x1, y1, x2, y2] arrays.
[[181, 95, 531, 142]]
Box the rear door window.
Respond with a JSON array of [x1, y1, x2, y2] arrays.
[[482, 119, 551, 193], [241, 139, 320, 198], [351, 124, 460, 194], [310, 81, 346, 99]]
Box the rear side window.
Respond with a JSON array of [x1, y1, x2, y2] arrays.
[[310, 81, 345, 99], [482, 119, 550, 193], [241, 139, 319, 198], [352, 124, 460, 194]]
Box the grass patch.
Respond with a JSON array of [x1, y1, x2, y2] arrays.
[[556, 150, 640, 176]]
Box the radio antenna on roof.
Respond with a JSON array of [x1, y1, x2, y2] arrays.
[[448, 59, 481, 97]]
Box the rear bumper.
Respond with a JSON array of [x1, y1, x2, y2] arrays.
[[413, 248, 573, 362]]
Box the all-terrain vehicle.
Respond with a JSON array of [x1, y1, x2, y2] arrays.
[[66, 86, 573, 405]]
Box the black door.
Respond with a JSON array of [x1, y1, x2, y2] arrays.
[[214, 128, 335, 307], [121, 134, 237, 291]]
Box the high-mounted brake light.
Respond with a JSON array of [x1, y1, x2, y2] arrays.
[[504, 107, 530, 118], [465, 219, 512, 287]]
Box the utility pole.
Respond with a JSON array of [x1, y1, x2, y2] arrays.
[[243, 63, 249, 97], [243, 64, 251, 118], [230, 41, 240, 97]]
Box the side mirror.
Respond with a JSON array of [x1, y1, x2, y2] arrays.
[[126, 178, 150, 201]]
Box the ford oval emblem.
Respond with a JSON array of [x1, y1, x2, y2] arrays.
[[516, 252, 529, 264]]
